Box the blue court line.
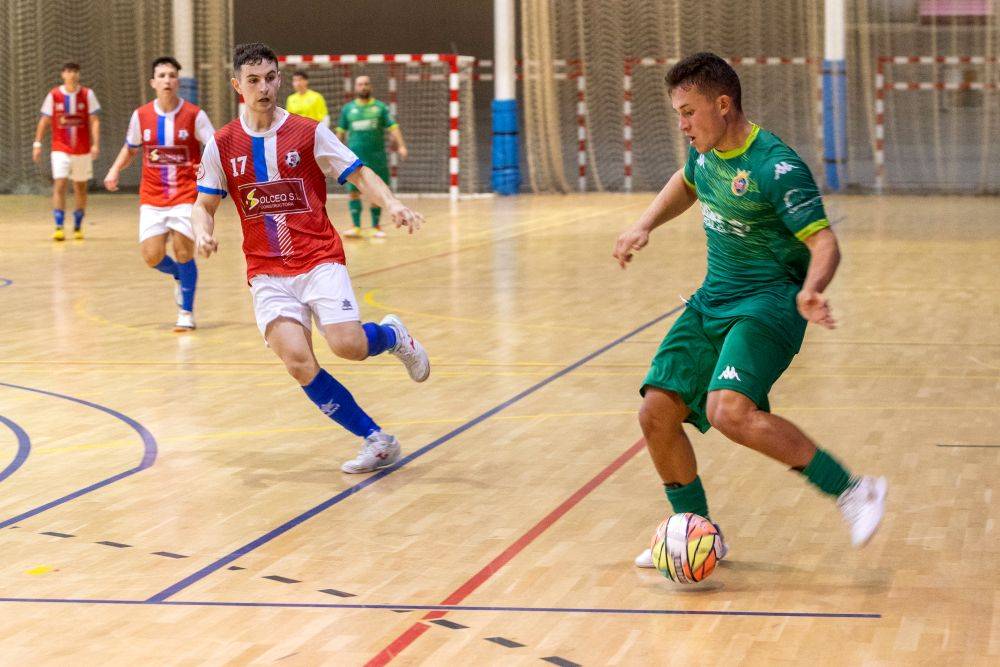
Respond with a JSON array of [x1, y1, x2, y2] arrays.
[[0, 416, 30, 483], [0, 382, 157, 529], [148, 305, 685, 603], [0, 278, 12, 288], [0, 597, 881, 619]]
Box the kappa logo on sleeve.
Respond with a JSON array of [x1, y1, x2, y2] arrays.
[[774, 161, 797, 180]]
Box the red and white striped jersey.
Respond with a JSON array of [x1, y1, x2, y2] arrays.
[[40, 85, 101, 154], [125, 99, 214, 207], [198, 108, 362, 281]]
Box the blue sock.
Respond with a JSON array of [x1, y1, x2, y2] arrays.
[[362, 322, 398, 357], [154, 255, 179, 279], [302, 369, 379, 437], [176, 259, 198, 312], [53, 209, 65, 228], [73, 209, 84, 231]]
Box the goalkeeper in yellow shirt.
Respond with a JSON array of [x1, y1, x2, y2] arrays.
[[285, 70, 329, 126]]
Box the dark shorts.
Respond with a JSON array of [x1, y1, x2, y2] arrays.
[[344, 152, 389, 193], [641, 306, 803, 432]]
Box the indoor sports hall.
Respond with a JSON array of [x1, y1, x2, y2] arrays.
[[0, 1, 996, 664]]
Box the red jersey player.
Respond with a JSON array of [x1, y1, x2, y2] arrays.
[[103, 56, 214, 331], [33, 62, 101, 241], [193, 43, 429, 473]]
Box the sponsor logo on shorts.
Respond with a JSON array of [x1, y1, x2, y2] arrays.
[[717, 365, 741, 381], [731, 169, 750, 196], [237, 178, 311, 219], [145, 145, 191, 166]]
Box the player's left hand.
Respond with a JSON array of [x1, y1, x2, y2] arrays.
[[796, 289, 836, 329], [387, 200, 423, 234], [397, 145, 409, 161]]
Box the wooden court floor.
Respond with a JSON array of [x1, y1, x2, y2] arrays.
[[0, 192, 997, 664]]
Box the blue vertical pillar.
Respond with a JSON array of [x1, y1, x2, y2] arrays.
[[822, 59, 847, 191], [492, 99, 520, 194]]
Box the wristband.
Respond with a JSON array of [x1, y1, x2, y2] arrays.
[[32, 141, 42, 148]]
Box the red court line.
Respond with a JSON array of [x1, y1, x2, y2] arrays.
[[365, 437, 648, 666]]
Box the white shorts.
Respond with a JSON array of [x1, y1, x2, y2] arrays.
[[249, 262, 360, 337], [139, 204, 195, 243], [51, 151, 93, 182]]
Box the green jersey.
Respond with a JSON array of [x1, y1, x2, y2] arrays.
[[682, 124, 829, 343], [336, 98, 396, 160]]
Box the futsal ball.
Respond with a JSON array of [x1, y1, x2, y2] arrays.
[[650, 512, 720, 584]]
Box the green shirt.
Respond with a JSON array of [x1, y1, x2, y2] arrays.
[[336, 98, 396, 159], [682, 124, 828, 340]]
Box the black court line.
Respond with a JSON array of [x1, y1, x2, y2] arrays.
[[0, 382, 157, 529], [96, 541, 131, 548], [0, 597, 882, 619], [152, 552, 188, 559], [486, 637, 525, 648], [41, 531, 74, 538], [262, 575, 300, 584], [430, 619, 467, 630], [542, 658, 581, 667], [148, 305, 684, 603], [936, 444, 1000, 448]]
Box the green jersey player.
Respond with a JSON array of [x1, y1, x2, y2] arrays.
[[612, 53, 887, 568], [336, 75, 408, 238]]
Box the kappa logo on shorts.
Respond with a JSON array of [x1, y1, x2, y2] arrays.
[[341, 299, 353, 311], [717, 365, 741, 381]]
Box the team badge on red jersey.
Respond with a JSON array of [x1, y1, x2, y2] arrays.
[[285, 150, 300, 168]]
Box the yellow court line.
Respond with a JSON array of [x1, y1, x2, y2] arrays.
[[33, 403, 1000, 457], [363, 288, 624, 334]]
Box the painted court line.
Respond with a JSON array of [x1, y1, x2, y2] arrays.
[[0, 597, 881, 618], [365, 437, 648, 666], [0, 382, 157, 529], [147, 305, 683, 603], [0, 415, 31, 484]]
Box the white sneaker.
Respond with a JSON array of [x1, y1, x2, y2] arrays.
[[341, 431, 401, 473], [173, 310, 195, 332], [635, 522, 728, 568], [371, 228, 387, 239], [381, 314, 430, 382], [343, 227, 362, 238], [174, 280, 183, 308], [837, 475, 888, 548]]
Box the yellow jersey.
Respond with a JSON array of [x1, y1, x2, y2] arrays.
[[285, 89, 329, 124]]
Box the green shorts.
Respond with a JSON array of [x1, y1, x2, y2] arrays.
[[344, 153, 390, 193], [641, 307, 803, 433]]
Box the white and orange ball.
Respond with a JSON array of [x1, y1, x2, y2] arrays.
[[650, 512, 720, 583]]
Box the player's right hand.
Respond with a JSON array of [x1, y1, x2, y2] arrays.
[[103, 170, 119, 191], [32, 146, 41, 164], [195, 233, 219, 258], [613, 227, 650, 269]]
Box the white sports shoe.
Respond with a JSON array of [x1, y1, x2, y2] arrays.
[[837, 475, 888, 548], [635, 522, 728, 568], [341, 431, 401, 474], [343, 227, 362, 238], [371, 228, 387, 239], [173, 310, 195, 332], [381, 314, 430, 382]]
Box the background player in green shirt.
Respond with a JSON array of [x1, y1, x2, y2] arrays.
[[336, 75, 408, 238], [286, 70, 330, 126], [612, 53, 887, 569]]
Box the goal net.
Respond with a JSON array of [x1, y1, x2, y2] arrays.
[[275, 54, 480, 197]]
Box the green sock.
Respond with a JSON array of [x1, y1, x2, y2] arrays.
[[349, 199, 362, 227], [664, 475, 710, 519], [801, 448, 854, 497], [370, 206, 381, 228]]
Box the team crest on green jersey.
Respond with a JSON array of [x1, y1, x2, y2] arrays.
[[731, 169, 750, 196]]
